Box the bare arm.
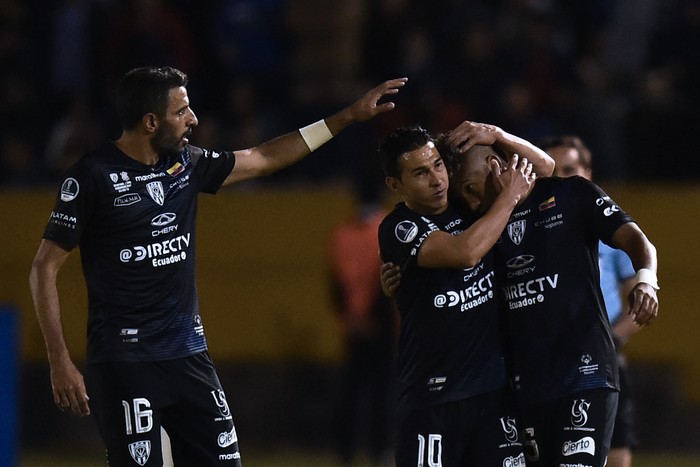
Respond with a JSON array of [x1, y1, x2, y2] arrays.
[[222, 77, 408, 186], [610, 223, 659, 326], [610, 276, 641, 345], [419, 155, 535, 269], [444, 121, 555, 177], [29, 239, 90, 416]]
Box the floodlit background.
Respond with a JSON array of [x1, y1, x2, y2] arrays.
[[1, 0, 699, 465]]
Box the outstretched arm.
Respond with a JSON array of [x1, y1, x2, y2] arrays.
[[444, 121, 555, 177], [610, 223, 659, 326], [223, 77, 408, 186], [29, 239, 90, 416]]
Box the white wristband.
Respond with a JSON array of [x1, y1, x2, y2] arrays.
[[635, 268, 659, 290], [299, 119, 333, 152]]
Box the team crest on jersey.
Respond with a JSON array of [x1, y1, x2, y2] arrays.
[[507, 220, 526, 245], [146, 181, 165, 206], [128, 440, 151, 465], [395, 220, 418, 243]]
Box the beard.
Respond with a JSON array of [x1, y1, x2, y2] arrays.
[[151, 122, 190, 158]]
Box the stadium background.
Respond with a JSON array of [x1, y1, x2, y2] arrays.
[[1, 0, 699, 465]]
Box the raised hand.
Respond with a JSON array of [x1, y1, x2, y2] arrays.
[[347, 77, 408, 122]]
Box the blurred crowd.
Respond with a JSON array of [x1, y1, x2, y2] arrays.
[[1, 0, 698, 188]]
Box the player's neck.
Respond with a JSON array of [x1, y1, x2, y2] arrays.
[[114, 133, 159, 167]]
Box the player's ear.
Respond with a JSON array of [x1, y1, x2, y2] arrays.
[[143, 113, 158, 132], [486, 154, 504, 174], [385, 176, 401, 193]]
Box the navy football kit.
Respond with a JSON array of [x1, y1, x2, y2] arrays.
[[44, 142, 241, 465], [379, 203, 524, 467], [494, 176, 633, 466]]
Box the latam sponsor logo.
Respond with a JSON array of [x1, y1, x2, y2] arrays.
[[114, 193, 142, 207], [538, 196, 556, 211], [50, 211, 78, 229], [502, 274, 559, 310], [218, 426, 238, 448], [562, 437, 595, 457], [395, 220, 418, 243], [135, 172, 166, 182], [119, 234, 190, 268], [502, 453, 526, 467], [434, 271, 495, 312], [60, 178, 79, 201], [507, 220, 526, 245], [128, 440, 151, 466]]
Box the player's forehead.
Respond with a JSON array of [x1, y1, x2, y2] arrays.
[[455, 145, 492, 183], [166, 86, 190, 111], [548, 145, 580, 164], [398, 142, 440, 171]]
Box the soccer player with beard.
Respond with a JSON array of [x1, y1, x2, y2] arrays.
[[377, 125, 553, 466], [538, 135, 641, 467], [29, 66, 407, 466], [439, 123, 658, 467]]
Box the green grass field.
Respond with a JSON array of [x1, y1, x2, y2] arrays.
[[19, 448, 700, 467]]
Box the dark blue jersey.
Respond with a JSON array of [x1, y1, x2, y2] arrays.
[[378, 203, 507, 411], [494, 176, 633, 402], [43, 142, 235, 363]]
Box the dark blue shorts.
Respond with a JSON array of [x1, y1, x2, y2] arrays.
[[516, 388, 618, 467], [86, 351, 241, 466], [394, 387, 525, 466], [610, 355, 638, 449]]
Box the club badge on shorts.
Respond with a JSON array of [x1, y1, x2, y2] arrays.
[[128, 440, 151, 466]]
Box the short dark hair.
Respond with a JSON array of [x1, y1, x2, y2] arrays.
[[378, 126, 434, 179], [115, 66, 188, 130], [537, 135, 592, 170]]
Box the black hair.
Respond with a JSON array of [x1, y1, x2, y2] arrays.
[[115, 66, 188, 130], [378, 126, 434, 179]]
